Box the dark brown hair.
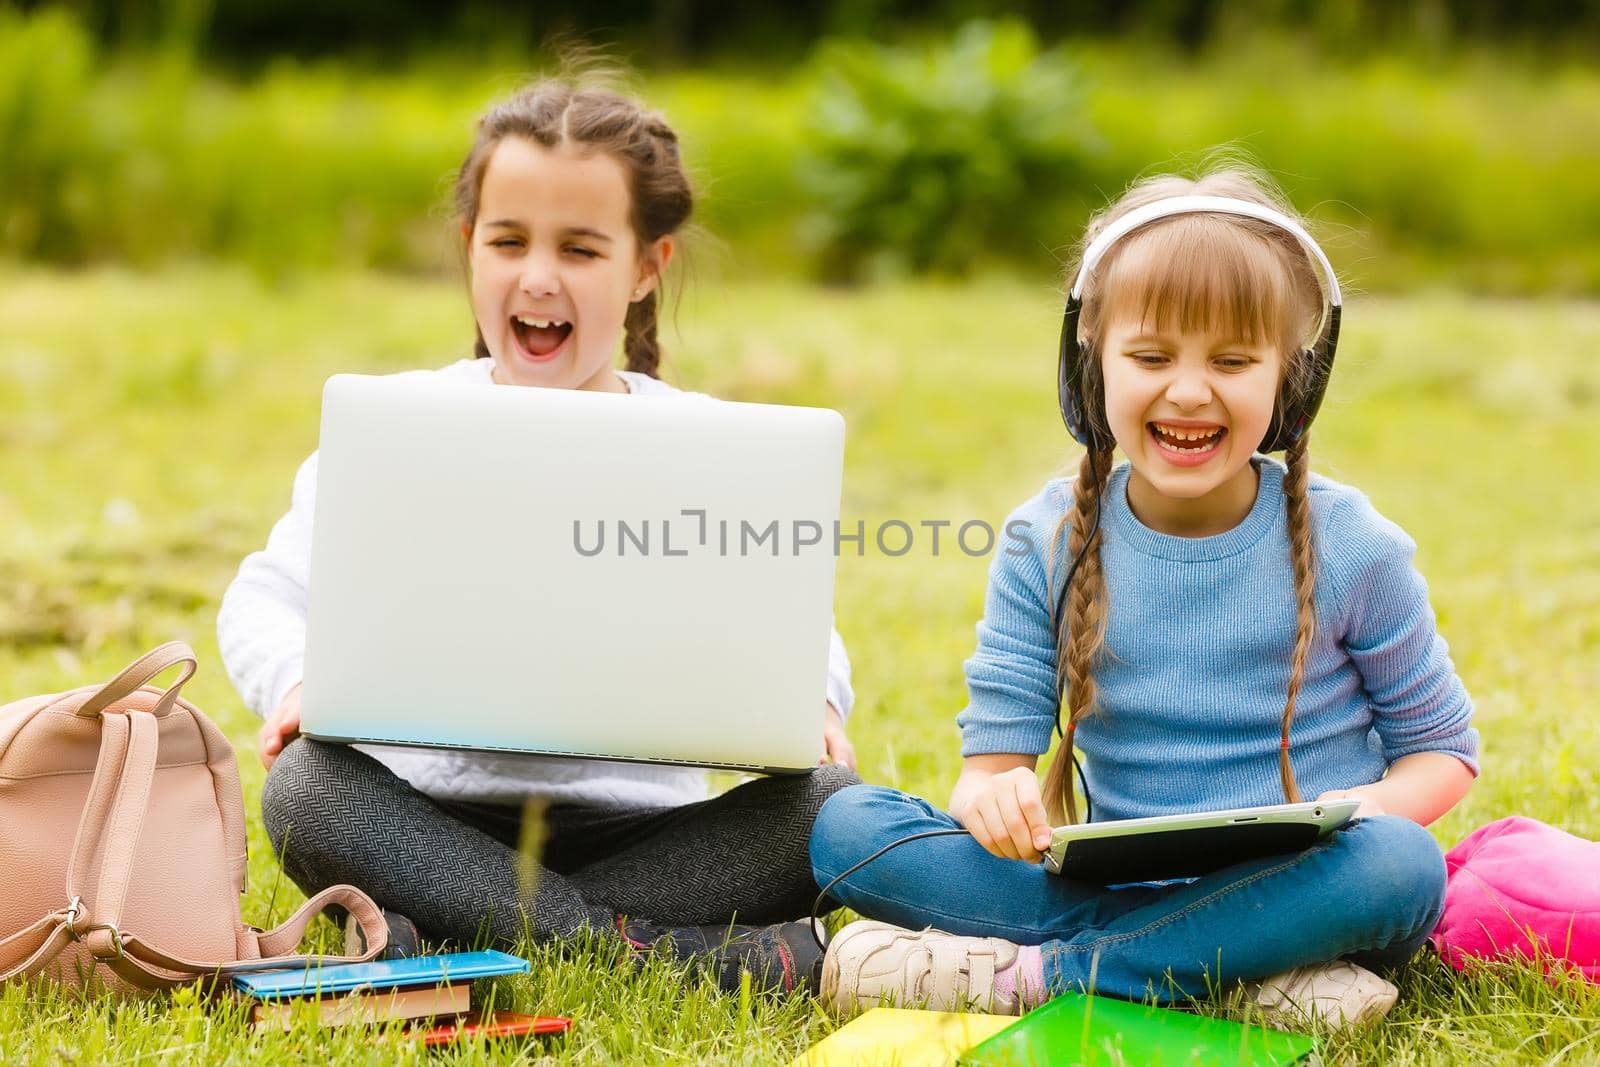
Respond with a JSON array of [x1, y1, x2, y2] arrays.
[[1042, 166, 1329, 824], [453, 80, 693, 378]]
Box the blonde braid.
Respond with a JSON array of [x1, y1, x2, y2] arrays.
[[1041, 447, 1114, 824], [1279, 433, 1317, 802]]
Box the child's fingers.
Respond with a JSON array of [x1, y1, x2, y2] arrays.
[[997, 789, 1040, 862], [956, 805, 997, 857], [1014, 779, 1054, 854], [828, 733, 858, 771], [972, 797, 1020, 861], [258, 704, 301, 769], [966, 800, 1003, 858], [257, 721, 277, 764]]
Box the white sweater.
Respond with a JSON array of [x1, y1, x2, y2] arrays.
[[217, 357, 855, 808]]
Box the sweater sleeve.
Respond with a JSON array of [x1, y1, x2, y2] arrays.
[[955, 484, 1069, 757], [1325, 491, 1480, 775], [216, 451, 318, 718], [826, 618, 855, 721]]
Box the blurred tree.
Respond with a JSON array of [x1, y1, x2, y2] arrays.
[[802, 20, 1100, 281], [17, 0, 1600, 61]]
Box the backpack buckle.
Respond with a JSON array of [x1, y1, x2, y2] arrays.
[[63, 896, 85, 937], [62, 898, 125, 960], [79, 923, 126, 961]]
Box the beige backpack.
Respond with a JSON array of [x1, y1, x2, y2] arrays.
[[0, 642, 387, 994]]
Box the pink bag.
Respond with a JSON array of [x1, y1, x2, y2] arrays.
[[1431, 816, 1600, 983], [1, 642, 387, 995]]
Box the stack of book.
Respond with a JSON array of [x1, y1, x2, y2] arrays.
[[231, 948, 571, 1043]]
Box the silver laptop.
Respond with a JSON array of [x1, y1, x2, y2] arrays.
[[299, 373, 844, 773]]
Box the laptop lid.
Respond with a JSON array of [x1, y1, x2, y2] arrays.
[[300, 373, 844, 772]]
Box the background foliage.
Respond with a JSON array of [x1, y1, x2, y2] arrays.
[[33, 0, 1600, 61], [4, 4, 1600, 288], [800, 21, 1099, 281]]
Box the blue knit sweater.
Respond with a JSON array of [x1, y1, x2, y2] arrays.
[[956, 459, 1480, 823]]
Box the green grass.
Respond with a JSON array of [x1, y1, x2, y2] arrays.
[[1, 266, 1598, 1062]]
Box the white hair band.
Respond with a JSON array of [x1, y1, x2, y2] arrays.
[[1068, 194, 1341, 309]]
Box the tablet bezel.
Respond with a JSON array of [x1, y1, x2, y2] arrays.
[[1043, 799, 1363, 880]]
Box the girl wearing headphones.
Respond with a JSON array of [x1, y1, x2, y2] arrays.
[[807, 167, 1479, 1030]]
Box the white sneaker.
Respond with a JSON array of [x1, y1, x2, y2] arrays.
[[820, 920, 1022, 1017], [1243, 960, 1398, 1031]]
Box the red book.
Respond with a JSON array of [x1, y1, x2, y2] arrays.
[[405, 1011, 572, 1046]]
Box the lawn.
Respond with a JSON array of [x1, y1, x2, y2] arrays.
[[2, 266, 1598, 1062]]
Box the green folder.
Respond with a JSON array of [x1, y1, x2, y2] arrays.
[[958, 993, 1315, 1067]]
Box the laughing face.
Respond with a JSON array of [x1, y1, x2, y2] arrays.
[[1100, 316, 1284, 536], [465, 136, 670, 392]]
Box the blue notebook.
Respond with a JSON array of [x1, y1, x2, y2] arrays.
[[232, 950, 530, 1001]]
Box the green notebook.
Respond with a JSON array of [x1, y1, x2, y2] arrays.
[[958, 993, 1315, 1067]]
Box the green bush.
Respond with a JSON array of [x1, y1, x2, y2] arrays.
[[4, 7, 1600, 292], [801, 20, 1100, 281], [0, 7, 477, 275], [1076, 40, 1600, 292], [0, 8, 100, 262]]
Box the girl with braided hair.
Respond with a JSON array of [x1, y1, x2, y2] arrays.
[[809, 166, 1479, 1029], [219, 79, 861, 994]]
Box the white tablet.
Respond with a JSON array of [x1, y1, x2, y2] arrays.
[[1043, 799, 1362, 884]]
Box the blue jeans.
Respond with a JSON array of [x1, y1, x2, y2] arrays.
[[809, 785, 1447, 1004]]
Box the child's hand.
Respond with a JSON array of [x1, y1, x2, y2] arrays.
[[950, 761, 1054, 863], [1316, 786, 1387, 819], [820, 702, 857, 770], [258, 683, 303, 770]]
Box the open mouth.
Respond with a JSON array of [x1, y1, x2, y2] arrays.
[[511, 314, 573, 361], [1148, 421, 1226, 456]]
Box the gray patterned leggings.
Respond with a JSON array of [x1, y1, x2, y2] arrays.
[[259, 738, 860, 948]]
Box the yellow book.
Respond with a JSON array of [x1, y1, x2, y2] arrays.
[[792, 1008, 1016, 1067], [248, 981, 471, 1031]]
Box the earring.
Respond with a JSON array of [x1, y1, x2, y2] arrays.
[[632, 287, 646, 300]]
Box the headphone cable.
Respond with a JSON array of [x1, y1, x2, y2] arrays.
[[808, 451, 1106, 954], [809, 829, 972, 952], [1053, 446, 1104, 822]]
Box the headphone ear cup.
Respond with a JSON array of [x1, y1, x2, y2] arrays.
[[1058, 301, 1094, 448], [1058, 295, 1120, 454], [1263, 346, 1311, 452]]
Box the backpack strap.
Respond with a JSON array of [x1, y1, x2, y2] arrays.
[[75, 641, 197, 720], [89, 886, 389, 992], [0, 912, 78, 985], [0, 710, 145, 984], [72, 709, 390, 991], [2, 691, 390, 990], [0, 708, 141, 984]]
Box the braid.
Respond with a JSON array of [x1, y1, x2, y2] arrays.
[[643, 116, 681, 155], [1279, 433, 1317, 803], [1041, 447, 1114, 824], [623, 289, 662, 378]]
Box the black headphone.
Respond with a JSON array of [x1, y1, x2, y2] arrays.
[[1057, 195, 1343, 454]]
